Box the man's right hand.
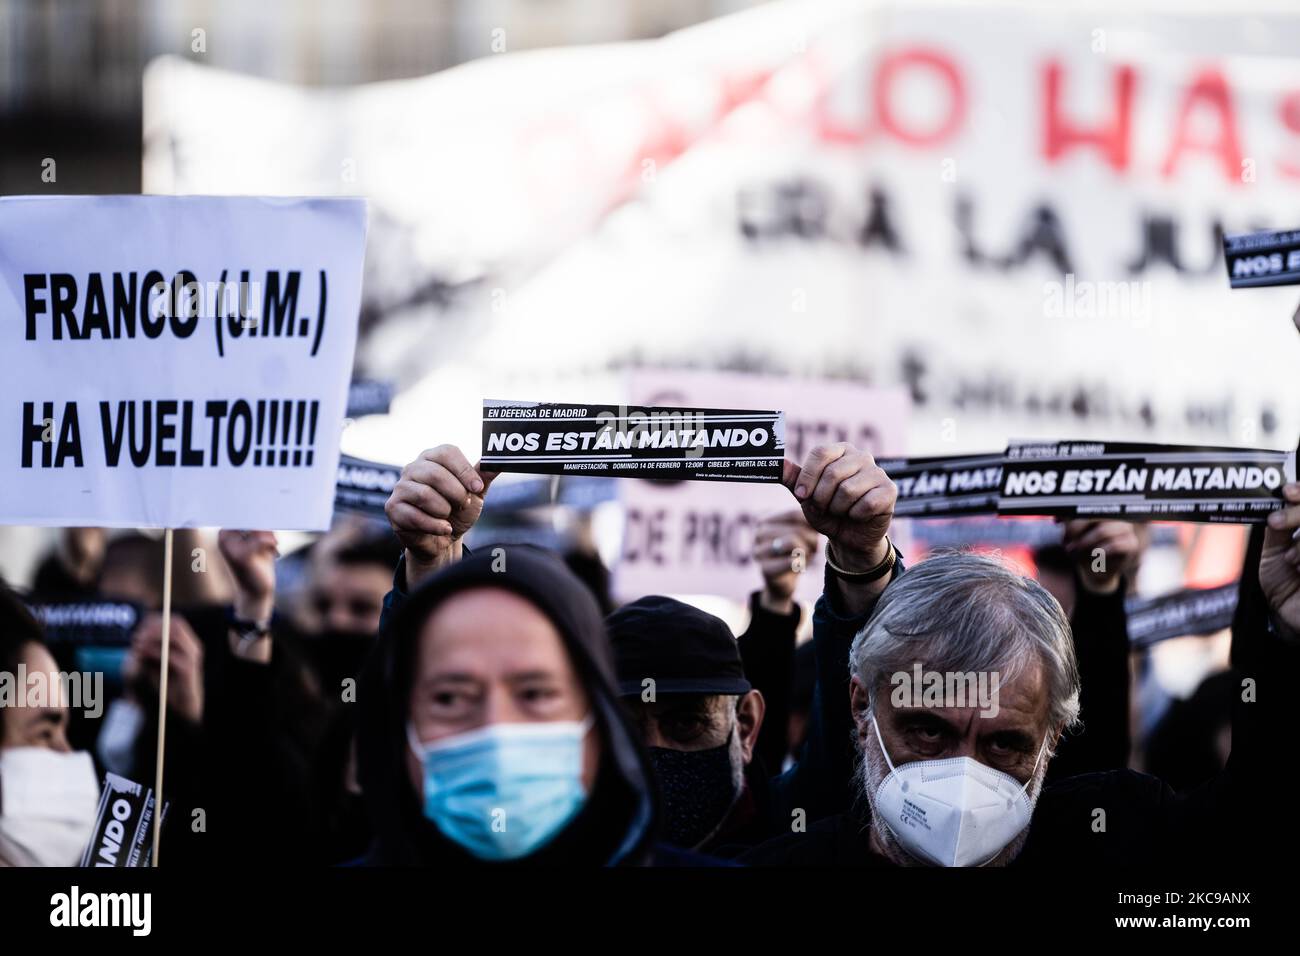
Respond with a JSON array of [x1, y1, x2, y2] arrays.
[[385, 444, 498, 590]]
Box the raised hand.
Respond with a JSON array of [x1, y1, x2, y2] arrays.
[[385, 444, 499, 589]]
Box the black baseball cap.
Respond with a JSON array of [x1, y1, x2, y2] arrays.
[[605, 595, 752, 697]]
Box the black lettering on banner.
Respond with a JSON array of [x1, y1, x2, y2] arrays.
[[877, 453, 1004, 517], [19, 269, 328, 354], [23, 400, 84, 468], [622, 508, 668, 566], [480, 400, 786, 483], [206, 400, 228, 466], [155, 400, 178, 466], [141, 270, 167, 337], [998, 440, 1293, 523], [228, 399, 253, 466], [20, 399, 322, 470]]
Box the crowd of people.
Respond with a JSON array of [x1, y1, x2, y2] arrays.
[[0, 439, 1296, 867]]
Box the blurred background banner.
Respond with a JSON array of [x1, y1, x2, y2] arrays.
[[613, 369, 909, 603], [141, 0, 1300, 472]]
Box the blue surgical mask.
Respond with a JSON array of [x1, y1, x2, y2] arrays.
[[407, 716, 594, 861]]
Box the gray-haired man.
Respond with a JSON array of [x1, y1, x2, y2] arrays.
[[743, 481, 1300, 866]]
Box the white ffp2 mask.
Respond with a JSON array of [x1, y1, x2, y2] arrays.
[[870, 716, 1046, 867]]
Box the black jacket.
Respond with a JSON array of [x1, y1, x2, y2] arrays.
[[736, 591, 803, 773], [740, 542, 1294, 868], [1046, 574, 1132, 782], [362, 548, 658, 866]]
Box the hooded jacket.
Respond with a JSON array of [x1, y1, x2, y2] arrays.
[[357, 547, 658, 866]]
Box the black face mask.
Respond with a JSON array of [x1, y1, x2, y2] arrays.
[[647, 733, 741, 849], [300, 631, 376, 696]]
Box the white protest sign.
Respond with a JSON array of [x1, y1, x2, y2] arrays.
[[614, 370, 909, 603], [0, 196, 367, 530]]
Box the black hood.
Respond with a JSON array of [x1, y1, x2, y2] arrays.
[[356, 547, 657, 865]]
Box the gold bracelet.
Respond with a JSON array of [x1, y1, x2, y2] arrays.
[[825, 536, 896, 582]]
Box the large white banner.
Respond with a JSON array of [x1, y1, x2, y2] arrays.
[[0, 196, 367, 530], [144, 0, 1300, 470]]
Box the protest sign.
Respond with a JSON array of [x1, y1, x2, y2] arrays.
[[877, 454, 1003, 517], [480, 400, 785, 482], [79, 773, 168, 868], [1125, 582, 1240, 649], [998, 441, 1293, 523], [613, 370, 908, 603], [0, 195, 367, 531], [1223, 229, 1300, 288], [335, 453, 402, 519]]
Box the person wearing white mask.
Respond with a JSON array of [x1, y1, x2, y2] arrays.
[[742, 480, 1300, 867], [0, 588, 101, 867], [847, 553, 1076, 868]]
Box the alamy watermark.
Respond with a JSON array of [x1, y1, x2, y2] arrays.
[[1043, 274, 1153, 325], [0, 664, 102, 719], [890, 664, 1000, 718]]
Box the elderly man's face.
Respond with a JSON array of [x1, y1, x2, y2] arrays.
[[405, 588, 600, 795], [851, 658, 1057, 866], [855, 659, 1052, 782]]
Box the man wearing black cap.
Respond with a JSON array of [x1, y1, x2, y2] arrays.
[[606, 595, 769, 852]]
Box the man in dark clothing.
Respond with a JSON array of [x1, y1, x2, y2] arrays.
[[741, 482, 1300, 867], [358, 546, 660, 865], [605, 595, 777, 855]]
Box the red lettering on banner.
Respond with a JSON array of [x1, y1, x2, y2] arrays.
[[1042, 60, 1135, 171], [875, 48, 966, 146], [1276, 90, 1300, 179], [1161, 68, 1243, 183], [815, 47, 965, 146]]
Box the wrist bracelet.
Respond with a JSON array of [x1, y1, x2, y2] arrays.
[[228, 608, 272, 642], [826, 536, 897, 583]]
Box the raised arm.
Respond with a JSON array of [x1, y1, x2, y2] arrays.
[[738, 511, 818, 772], [379, 444, 497, 629], [1047, 520, 1143, 780], [769, 444, 900, 824]]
